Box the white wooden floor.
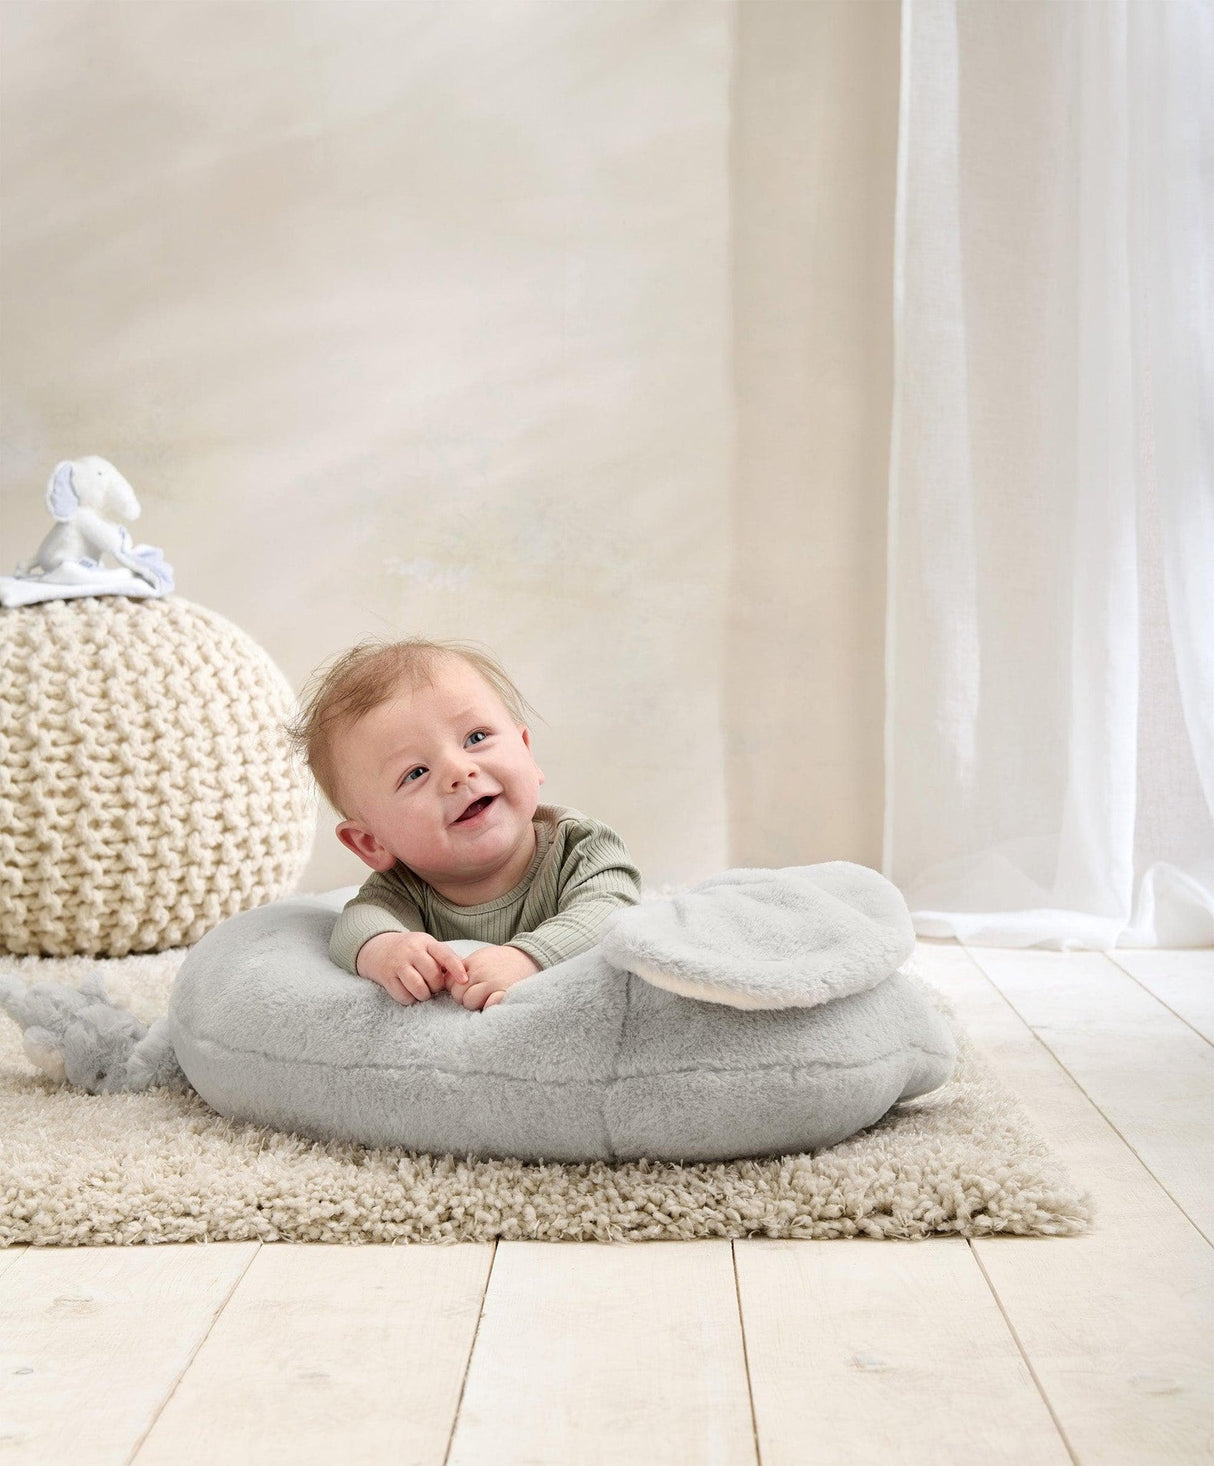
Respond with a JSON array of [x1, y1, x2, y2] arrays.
[[1, 940, 1210, 1465]]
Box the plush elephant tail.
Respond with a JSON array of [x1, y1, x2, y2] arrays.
[[0, 972, 189, 1095], [125, 1016, 187, 1091]]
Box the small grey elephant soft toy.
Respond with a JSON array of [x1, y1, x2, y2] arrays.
[[3, 456, 174, 607]]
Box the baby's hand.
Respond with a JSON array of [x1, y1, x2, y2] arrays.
[[450, 945, 541, 1012], [356, 931, 470, 1006]]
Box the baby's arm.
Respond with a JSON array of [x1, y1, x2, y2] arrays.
[[329, 886, 422, 975], [446, 830, 641, 1012], [500, 828, 643, 972], [330, 884, 469, 1004]]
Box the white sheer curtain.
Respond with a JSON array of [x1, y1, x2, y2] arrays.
[[883, 0, 1214, 949]]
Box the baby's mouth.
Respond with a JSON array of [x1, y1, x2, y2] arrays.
[[455, 794, 496, 823]]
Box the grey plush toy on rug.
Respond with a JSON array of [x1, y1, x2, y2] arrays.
[[0, 863, 959, 1163], [0, 971, 186, 1095]]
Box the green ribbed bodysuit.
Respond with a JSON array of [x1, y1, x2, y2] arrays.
[[329, 803, 642, 974]]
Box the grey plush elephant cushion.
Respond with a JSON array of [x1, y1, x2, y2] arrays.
[[165, 864, 959, 1163]]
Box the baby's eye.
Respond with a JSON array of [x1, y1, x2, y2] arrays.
[[401, 766, 426, 786], [466, 730, 489, 746]]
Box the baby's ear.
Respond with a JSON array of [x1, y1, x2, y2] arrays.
[[335, 821, 396, 872], [520, 726, 543, 781]]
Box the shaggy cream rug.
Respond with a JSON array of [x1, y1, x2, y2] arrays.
[[0, 945, 1094, 1246]]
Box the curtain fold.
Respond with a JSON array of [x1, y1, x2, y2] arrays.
[[884, 0, 1214, 948]]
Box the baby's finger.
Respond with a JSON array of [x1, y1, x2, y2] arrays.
[[435, 943, 469, 985], [382, 974, 416, 1006], [417, 952, 446, 994], [397, 966, 431, 1003], [484, 991, 506, 1008], [458, 981, 493, 1011]]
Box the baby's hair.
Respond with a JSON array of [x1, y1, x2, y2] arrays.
[[282, 636, 542, 817]]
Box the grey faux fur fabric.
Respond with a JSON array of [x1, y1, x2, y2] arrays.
[[161, 864, 956, 1162]]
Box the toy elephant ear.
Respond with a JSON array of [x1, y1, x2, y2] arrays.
[[599, 863, 918, 1010], [46, 461, 78, 521]]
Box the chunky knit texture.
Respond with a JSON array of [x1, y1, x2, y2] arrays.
[[0, 596, 316, 957]]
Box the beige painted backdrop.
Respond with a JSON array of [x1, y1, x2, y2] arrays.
[[0, 0, 897, 894]]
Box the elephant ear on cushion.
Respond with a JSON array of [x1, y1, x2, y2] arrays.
[[599, 863, 918, 1010]]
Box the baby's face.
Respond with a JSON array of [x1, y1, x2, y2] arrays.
[[333, 657, 545, 891]]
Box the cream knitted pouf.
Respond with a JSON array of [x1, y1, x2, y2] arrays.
[[0, 596, 316, 957]]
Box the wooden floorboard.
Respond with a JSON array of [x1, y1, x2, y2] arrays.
[[918, 941, 1213, 1466], [1106, 949, 1214, 1044], [0, 1242, 257, 1465], [0, 1244, 27, 1284], [446, 1239, 757, 1466], [960, 946, 1213, 1238], [130, 1241, 492, 1466], [735, 1235, 1071, 1465]]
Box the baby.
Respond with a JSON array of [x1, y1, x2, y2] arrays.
[[285, 637, 643, 1011]]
